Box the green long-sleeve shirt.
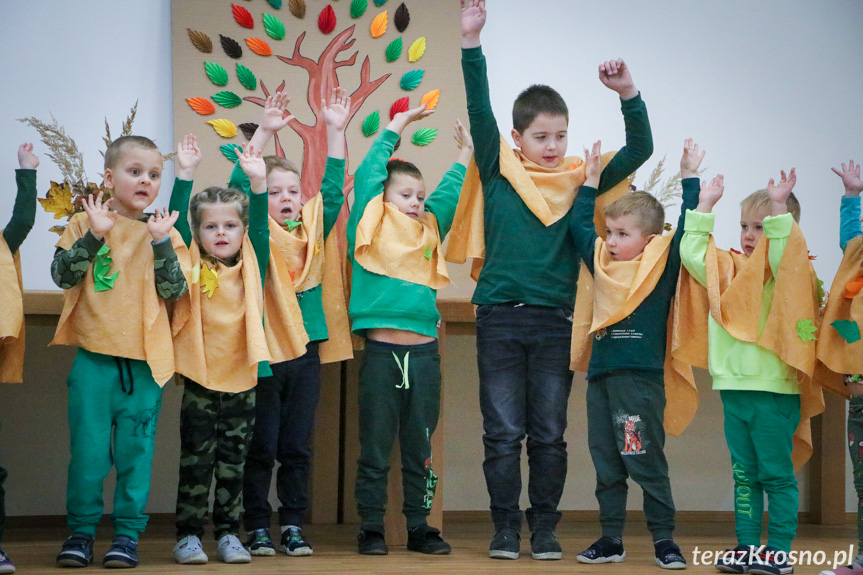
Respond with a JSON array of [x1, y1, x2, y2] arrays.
[[3, 169, 37, 253], [462, 46, 654, 308]]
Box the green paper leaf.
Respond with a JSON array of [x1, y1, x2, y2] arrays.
[[350, 0, 367, 18], [423, 245, 432, 260], [362, 111, 380, 137], [385, 37, 402, 62], [284, 219, 302, 231], [236, 64, 257, 90], [212, 91, 243, 108], [374, 0, 388, 5], [267, 0, 283, 8], [411, 127, 437, 146], [204, 61, 229, 86], [263, 13, 286, 40], [399, 69, 424, 91], [220, 143, 243, 163], [796, 318, 818, 343], [93, 244, 119, 292], [832, 319, 861, 344]]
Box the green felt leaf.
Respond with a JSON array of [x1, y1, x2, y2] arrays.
[[93, 244, 119, 292], [411, 127, 437, 146], [423, 245, 432, 260], [373, 0, 388, 5], [832, 319, 861, 344], [362, 111, 380, 137], [816, 277, 825, 305], [212, 91, 242, 108], [284, 219, 302, 231], [399, 69, 424, 91], [385, 37, 402, 62], [263, 13, 286, 40], [267, 0, 283, 8], [796, 318, 818, 343], [204, 61, 229, 86], [220, 143, 243, 163], [236, 64, 257, 90], [350, 0, 367, 18]]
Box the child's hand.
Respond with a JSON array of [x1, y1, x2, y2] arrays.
[[461, 0, 486, 48], [17, 143, 39, 169], [175, 134, 202, 180], [323, 87, 351, 133], [766, 168, 796, 215], [238, 143, 267, 194], [831, 160, 863, 197], [680, 138, 705, 179], [82, 191, 117, 240], [387, 103, 434, 136], [584, 140, 602, 188], [454, 119, 474, 167], [147, 207, 180, 244], [258, 91, 295, 135], [696, 174, 724, 213], [598, 59, 639, 101]]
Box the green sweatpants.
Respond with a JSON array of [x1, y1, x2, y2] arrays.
[[720, 390, 800, 553], [355, 339, 441, 531], [66, 348, 164, 539]]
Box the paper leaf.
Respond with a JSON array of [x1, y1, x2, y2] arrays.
[[212, 91, 243, 108], [232, 3, 255, 28], [796, 318, 818, 343], [263, 13, 286, 40], [268, 0, 283, 8], [186, 97, 216, 115], [207, 119, 238, 138], [318, 5, 337, 34], [39, 181, 75, 219], [832, 319, 862, 344], [93, 244, 119, 292], [204, 62, 229, 86], [236, 64, 257, 90], [187, 28, 213, 53], [284, 219, 302, 231], [220, 34, 243, 58], [220, 143, 243, 163], [389, 96, 409, 120], [411, 127, 437, 146], [246, 37, 273, 56], [400, 69, 424, 91], [419, 89, 440, 111], [362, 110, 380, 136], [407, 36, 426, 63], [200, 263, 219, 299], [49, 225, 66, 235], [423, 245, 432, 260], [385, 37, 402, 62], [370, 10, 387, 38], [374, 0, 388, 5], [394, 2, 409, 32], [289, 0, 305, 18], [350, 0, 367, 18], [239, 122, 259, 140]]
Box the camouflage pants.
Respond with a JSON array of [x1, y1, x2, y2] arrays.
[[175, 379, 255, 539]]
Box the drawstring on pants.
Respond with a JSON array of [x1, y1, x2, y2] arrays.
[[392, 351, 410, 389], [113, 357, 135, 395]]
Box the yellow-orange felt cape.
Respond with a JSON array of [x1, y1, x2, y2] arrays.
[[0, 234, 25, 384]]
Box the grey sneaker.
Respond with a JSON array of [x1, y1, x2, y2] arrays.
[[217, 534, 251, 564], [173, 535, 208, 565], [245, 528, 276, 557], [530, 528, 562, 560], [489, 527, 520, 560]]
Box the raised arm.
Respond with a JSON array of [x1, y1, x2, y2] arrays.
[[238, 143, 270, 283], [764, 168, 796, 276], [680, 170, 724, 287], [425, 119, 472, 237], [3, 143, 39, 253], [832, 159, 863, 251], [321, 88, 350, 236], [569, 140, 603, 274], [671, 139, 709, 258], [147, 207, 187, 301], [168, 134, 202, 246]]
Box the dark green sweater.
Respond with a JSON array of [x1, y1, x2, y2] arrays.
[[569, 178, 699, 382], [3, 169, 37, 253], [462, 46, 654, 308]]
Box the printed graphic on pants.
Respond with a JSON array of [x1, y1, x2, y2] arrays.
[[423, 429, 438, 510], [731, 461, 754, 519], [124, 399, 161, 438], [614, 411, 646, 455]]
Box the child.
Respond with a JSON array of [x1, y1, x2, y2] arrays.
[[569, 139, 703, 569], [348, 105, 472, 555], [51, 136, 189, 569], [229, 89, 350, 557], [680, 167, 822, 575], [168, 138, 272, 565], [0, 143, 39, 574], [815, 160, 863, 575], [452, 0, 653, 560]]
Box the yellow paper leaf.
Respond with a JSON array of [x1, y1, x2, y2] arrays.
[[200, 263, 219, 298], [39, 181, 76, 219], [419, 89, 440, 111], [370, 10, 387, 38], [206, 119, 238, 138], [408, 36, 426, 63]]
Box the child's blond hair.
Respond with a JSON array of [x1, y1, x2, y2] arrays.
[[104, 135, 160, 170], [740, 190, 801, 223], [264, 156, 300, 177], [604, 191, 665, 236]]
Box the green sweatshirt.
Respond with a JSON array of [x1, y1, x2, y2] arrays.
[[347, 129, 467, 338], [3, 169, 37, 253], [462, 46, 654, 308], [680, 210, 799, 394], [228, 157, 346, 342]]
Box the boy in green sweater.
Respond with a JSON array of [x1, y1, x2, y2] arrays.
[[347, 105, 472, 555]]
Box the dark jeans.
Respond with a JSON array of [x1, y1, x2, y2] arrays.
[[849, 394, 863, 555], [242, 343, 321, 530], [476, 304, 574, 532]]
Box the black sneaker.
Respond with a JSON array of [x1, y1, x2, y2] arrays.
[[56, 533, 95, 568], [716, 545, 754, 573], [576, 536, 625, 564], [530, 529, 562, 560], [407, 524, 451, 555], [281, 526, 313, 557], [103, 536, 138, 569], [245, 528, 276, 557], [654, 539, 687, 570], [749, 547, 793, 575], [489, 527, 520, 560], [357, 529, 388, 555]]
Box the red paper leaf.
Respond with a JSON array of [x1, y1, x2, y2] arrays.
[[232, 3, 254, 28], [245, 37, 273, 56], [389, 96, 409, 120], [186, 97, 216, 115], [318, 5, 336, 34]]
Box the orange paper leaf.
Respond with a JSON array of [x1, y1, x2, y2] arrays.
[[186, 97, 216, 115], [245, 37, 273, 56], [419, 89, 440, 111], [370, 10, 388, 38]]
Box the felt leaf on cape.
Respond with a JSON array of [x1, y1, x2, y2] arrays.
[[847, 274, 863, 299], [246, 37, 273, 56], [370, 10, 387, 38], [232, 3, 255, 28], [318, 5, 337, 34], [93, 244, 119, 292], [212, 91, 243, 108], [205, 62, 229, 86], [423, 245, 432, 260], [39, 181, 75, 219], [389, 96, 409, 120], [220, 34, 243, 58], [411, 127, 437, 146], [419, 89, 440, 111], [220, 143, 243, 163], [362, 110, 380, 136], [399, 69, 424, 91], [49, 225, 66, 235], [200, 263, 219, 298], [236, 64, 257, 90], [796, 318, 818, 343], [289, 0, 305, 18], [284, 219, 302, 231], [187, 28, 213, 53], [239, 122, 259, 140], [186, 97, 216, 115], [394, 2, 409, 32], [407, 36, 426, 63], [263, 13, 286, 40], [832, 319, 862, 344], [207, 119, 238, 138], [268, 0, 283, 8], [350, 0, 367, 19], [385, 37, 402, 62], [816, 277, 825, 305]]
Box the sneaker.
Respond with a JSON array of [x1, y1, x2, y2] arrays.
[[357, 529, 388, 555], [173, 535, 208, 565], [576, 536, 626, 564], [407, 524, 451, 555], [530, 529, 562, 560], [245, 528, 276, 557], [103, 536, 138, 569], [489, 527, 520, 560], [216, 534, 251, 564], [0, 547, 15, 574], [281, 526, 313, 557], [820, 562, 863, 575], [654, 539, 686, 570], [749, 547, 793, 575], [56, 533, 95, 568], [717, 545, 754, 573]]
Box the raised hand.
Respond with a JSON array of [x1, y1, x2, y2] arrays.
[[584, 140, 602, 188], [454, 118, 474, 167], [387, 103, 434, 136], [175, 133, 202, 180], [680, 138, 706, 179], [831, 160, 863, 197], [598, 59, 639, 100], [147, 207, 180, 243], [82, 191, 117, 240], [461, 0, 486, 48], [696, 175, 724, 213], [17, 143, 39, 169], [766, 168, 796, 214], [322, 87, 351, 132], [238, 143, 267, 194], [258, 91, 295, 135]]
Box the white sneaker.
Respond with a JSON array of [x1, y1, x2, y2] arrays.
[[173, 535, 208, 565], [217, 534, 252, 564]]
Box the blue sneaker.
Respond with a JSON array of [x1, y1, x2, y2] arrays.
[[282, 526, 313, 557], [103, 536, 138, 569], [0, 547, 15, 574], [56, 533, 94, 568]]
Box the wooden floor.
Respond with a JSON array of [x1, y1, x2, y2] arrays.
[[1, 521, 857, 574]]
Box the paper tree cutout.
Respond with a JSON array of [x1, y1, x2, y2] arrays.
[[94, 245, 119, 292], [832, 319, 861, 344], [796, 318, 818, 343]]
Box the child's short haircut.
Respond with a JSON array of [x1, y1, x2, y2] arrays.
[[604, 191, 665, 236], [190, 187, 250, 247], [104, 135, 160, 170], [740, 190, 801, 223], [264, 156, 300, 177], [512, 85, 569, 134], [383, 159, 423, 192]]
